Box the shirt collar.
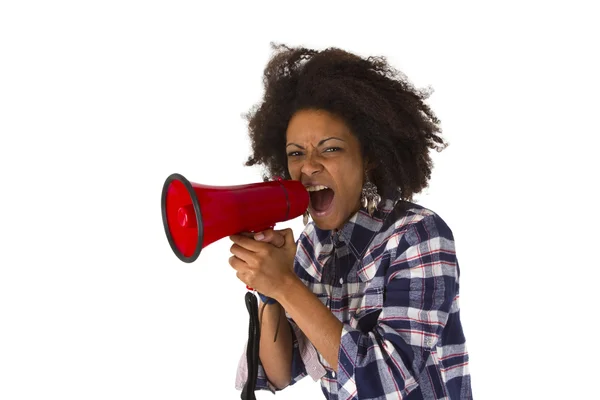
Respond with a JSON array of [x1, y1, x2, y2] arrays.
[[297, 190, 402, 282]]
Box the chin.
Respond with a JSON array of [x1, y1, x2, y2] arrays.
[[310, 210, 346, 231], [312, 218, 338, 231]]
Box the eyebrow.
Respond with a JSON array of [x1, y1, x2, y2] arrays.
[[285, 136, 345, 149]]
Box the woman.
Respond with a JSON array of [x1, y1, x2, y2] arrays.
[[230, 43, 472, 399]]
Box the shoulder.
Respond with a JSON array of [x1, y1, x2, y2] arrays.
[[393, 201, 453, 237], [373, 200, 455, 258]]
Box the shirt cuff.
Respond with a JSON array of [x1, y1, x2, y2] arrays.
[[235, 342, 277, 394]]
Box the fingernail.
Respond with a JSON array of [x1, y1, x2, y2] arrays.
[[255, 233, 265, 240]]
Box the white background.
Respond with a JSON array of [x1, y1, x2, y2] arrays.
[[1, 1, 598, 399]]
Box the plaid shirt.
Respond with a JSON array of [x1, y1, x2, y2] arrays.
[[236, 195, 472, 399]]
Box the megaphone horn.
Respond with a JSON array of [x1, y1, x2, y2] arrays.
[[161, 173, 309, 264]]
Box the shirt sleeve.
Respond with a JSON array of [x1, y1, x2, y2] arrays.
[[336, 214, 459, 399], [235, 310, 325, 393]]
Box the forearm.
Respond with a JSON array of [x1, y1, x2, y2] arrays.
[[277, 277, 343, 372], [258, 302, 293, 389]]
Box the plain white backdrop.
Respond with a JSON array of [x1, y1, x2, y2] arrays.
[[1, 1, 599, 399]]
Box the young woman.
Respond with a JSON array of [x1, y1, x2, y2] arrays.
[[230, 43, 472, 399]]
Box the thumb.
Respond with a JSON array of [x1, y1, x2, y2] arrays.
[[280, 228, 296, 247], [254, 229, 285, 248]]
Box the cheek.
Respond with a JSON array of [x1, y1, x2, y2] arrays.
[[343, 169, 364, 201], [287, 161, 300, 179], [342, 158, 363, 180], [331, 162, 363, 191]]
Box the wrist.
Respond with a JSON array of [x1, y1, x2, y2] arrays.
[[258, 292, 277, 305], [273, 274, 304, 305]]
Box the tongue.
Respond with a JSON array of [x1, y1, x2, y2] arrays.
[[310, 188, 334, 212]]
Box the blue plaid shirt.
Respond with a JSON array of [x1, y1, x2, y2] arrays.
[[236, 196, 472, 399]]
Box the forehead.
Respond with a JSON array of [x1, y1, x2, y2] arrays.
[[286, 109, 354, 143]]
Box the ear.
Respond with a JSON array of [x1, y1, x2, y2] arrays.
[[364, 156, 378, 173]]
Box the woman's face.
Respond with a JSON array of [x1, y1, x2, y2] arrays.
[[286, 109, 366, 231]]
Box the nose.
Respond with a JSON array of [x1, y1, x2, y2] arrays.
[[300, 152, 323, 176]]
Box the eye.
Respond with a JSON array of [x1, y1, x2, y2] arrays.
[[324, 147, 341, 153], [287, 151, 303, 157]]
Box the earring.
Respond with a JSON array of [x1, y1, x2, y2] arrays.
[[303, 210, 310, 225], [361, 178, 381, 216]]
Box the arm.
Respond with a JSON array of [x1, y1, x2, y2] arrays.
[[229, 228, 343, 371], [231, 216, 459, 398], [340, 214, 458, 397], [252, 230, 295, 388], [276, 277, 343, 371], [232, 229, 312, 392], [257, 301, 293, 389], [277, 214, 460, 398], [234, 304, 309, 393]]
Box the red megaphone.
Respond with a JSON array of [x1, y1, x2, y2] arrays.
[[161, 173, 309, 264]]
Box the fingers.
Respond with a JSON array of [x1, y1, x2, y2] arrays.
[[229, 243, 256, 264], [254, 229, 285, 248], [234, 229, 292, 250], [278, 228, 296, 247], [229, 234, 266, 253], [281, 228, 294, 241], [229, 255, 244, 271], [234, 268, 251, 287], [229, 256, 254, 287]]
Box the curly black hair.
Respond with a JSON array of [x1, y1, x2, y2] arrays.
[[243, 43, 448, 202]]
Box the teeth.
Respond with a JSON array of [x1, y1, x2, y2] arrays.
[[306, 185, 329, 192]]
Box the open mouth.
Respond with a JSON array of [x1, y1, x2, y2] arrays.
[[307, 185, 335, 214]]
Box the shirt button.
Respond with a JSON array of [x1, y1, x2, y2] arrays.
[[332, 371, 336, 378], [339, 278, 343, 284]]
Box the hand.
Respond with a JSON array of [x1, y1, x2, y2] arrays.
[[229, 228, 297, 300], [239, 229, 286, 249]]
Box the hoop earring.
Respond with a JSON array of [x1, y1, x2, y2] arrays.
[[361, 178, 381, 216]]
